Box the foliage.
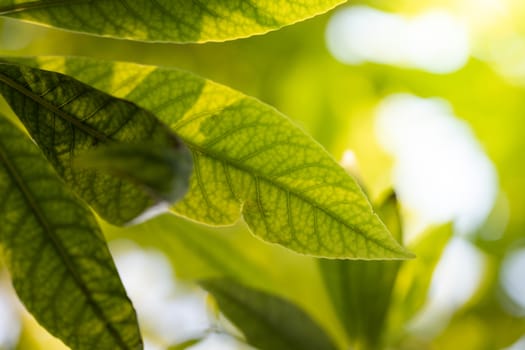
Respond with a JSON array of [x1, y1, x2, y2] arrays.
[[0, 1, 523, 350]]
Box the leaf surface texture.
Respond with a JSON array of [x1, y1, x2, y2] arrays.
[[0, 0, 345, 42], [14, 57, 412, 259], [0, 62, 192, 225], [0, 116, 142, 350]]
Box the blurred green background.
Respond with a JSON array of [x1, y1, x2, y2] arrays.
[[1, 0, 525, 349]]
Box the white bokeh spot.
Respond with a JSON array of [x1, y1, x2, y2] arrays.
[[326, 6, 470, 73], [500, 248, 525, 314], [375, 93, 498, 238], [110, 240, 210, 349]]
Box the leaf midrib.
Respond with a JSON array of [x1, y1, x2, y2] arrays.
[[0, 0, 91, 15], [184, 141, 403, 258], [0, 66, 404, 257], [0, 70, 110, 142], [0, 135, 131, 350]]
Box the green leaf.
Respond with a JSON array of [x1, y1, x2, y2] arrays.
[[74, 142, 192, 204], [319, 192, 403, 349], [167, 338, 203, 350], [19, 56, 412, 259], [0, 61, 192, 225], [388, 223, 453, 331], [0, 0, 345, 43], [0, 116, 142, 350], [201, 279, 337, 350]]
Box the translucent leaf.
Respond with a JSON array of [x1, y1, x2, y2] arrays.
[[19, 56, 412, 259], [388, 223, 453, 330], [75, 142, 192, 204], [0, 0, 345, 43], [201, 279, 337, 350], [0, 116, 142, 350], [0, 61, 192, 225], [319, 192, 403, 349]]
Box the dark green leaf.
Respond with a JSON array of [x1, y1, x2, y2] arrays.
[[0, 116, 142, 350], [0, 0, 345, 43], [319, 192, 403, 349], [17, 56, 413, 259], [201, 279, 337, 350], [0, 61, 192, 225], [74, 142, 192, 204]]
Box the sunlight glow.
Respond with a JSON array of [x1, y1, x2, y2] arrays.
[[500, 248, 525, 313], [0, 276, 21, 349], [375, 94, 498, 238], [110, 241, 210, 349], [430, 237, 485, 309], [408, 238, 485, 337], [326, 6, 470, 73]]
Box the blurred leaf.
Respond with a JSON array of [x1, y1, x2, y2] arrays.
[[388, 223, 453, 335], [167, 338, 203, 350], [102, 214, 346, 348], [0, 0, 345, 43], [21, 56, 412, 259], [75, 142, 192, 204], [201, 279, 337, 350], [0, 61, 191, 225], [102, 214, 271, 283], [319, 192, 403, 349], [0, 116, 141, 350]]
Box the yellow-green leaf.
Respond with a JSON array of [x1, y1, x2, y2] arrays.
[[0, 116, 142, 350], [20, 56, 412, 259], [0, 0, 345, 43], [388, 223, 453, 331], [0, 61, 192, 226], [201, 279, 337, 350]]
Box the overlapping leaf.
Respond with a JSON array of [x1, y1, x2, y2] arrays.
[[16, 56, 413, 259], [319, 193, 403, 349], [0, 61, 192, 225], [0, 0, 345, 43], [75, 142, 192, 204], [0, 116, 141, 350], [202, 279, 337, 350]]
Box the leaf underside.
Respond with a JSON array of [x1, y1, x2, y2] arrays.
[[0, 61, 192, 226], [201, 279, 337, 350], [10, 57, 412, 260], [0, 0, 346, 43], [0, 116, 142, 350]]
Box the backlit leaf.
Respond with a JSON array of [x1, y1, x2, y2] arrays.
[[0, 0, 345, 43], [0, 116, 142, 350], [201, 279, 337, 350], [319, 192, 403, 349], [388, 223, 453, 331], [0, 61, 192, 225], [74, 142, 192, 204], [20, 56, 412, 259]]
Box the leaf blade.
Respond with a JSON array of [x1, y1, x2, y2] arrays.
[[0, 61, 192, 225], [0, 116, 142, 350], [201, 279, 337, 350], [0, 0, 345, 43], [21, 56, 412, 259]]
